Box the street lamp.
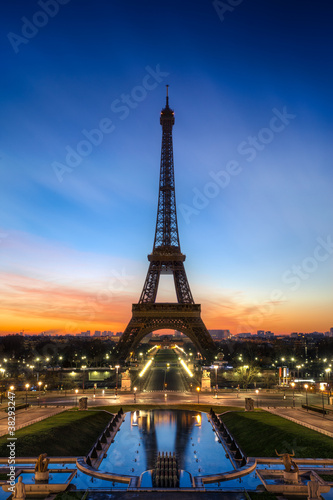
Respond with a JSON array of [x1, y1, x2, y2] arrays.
[[75, 388, 79, 407], [304, 384, 308, 410], [320, 385, 325, 418], [296, 365, 301, 380], [214, 365, 218, 397], [115, 365, 120, 398], [242, 365, 249, 391], [255, 389, 259, 408], [134, 386, 137, 403], [291, 382, 295, 408], [325, 368, 331, 403], [25, 383, 30, 409], [196, 386, 200, 404], [325, 367, 331, 382], [38, 381, 42, 406]]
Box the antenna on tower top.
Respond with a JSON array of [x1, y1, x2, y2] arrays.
[[166, 84, 169, 106]]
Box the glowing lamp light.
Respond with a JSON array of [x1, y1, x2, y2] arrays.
[[180, 359, 193, 377], [139, 359, 153, 377]]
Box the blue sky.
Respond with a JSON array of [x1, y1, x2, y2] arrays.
[[0, 0, 332, 335]]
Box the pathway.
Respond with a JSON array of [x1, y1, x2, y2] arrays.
[[264, 407, 333, 437], [0, 406, 65, 437]]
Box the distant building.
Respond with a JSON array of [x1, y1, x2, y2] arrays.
[[209, 329, 231, 340], [237, 332, 252, 338], [93, 331, 101, 337], [78, 331, 90, 337], [307, 331, 324, 338], [101, 331, 114, 337]]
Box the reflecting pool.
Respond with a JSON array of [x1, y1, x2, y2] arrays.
[[99, 409, 233, 477]]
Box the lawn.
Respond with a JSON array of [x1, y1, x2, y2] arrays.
[[220, 411, 333, 458], [0, 410, 111, 457]]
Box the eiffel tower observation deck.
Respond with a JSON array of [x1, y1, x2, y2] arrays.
[[116, 87, 216, 361]]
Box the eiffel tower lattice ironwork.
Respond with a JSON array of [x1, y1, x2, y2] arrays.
[[116, 87, 216, 361]]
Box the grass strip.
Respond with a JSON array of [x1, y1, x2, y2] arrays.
[[0, 410, 111, 457], [220, 411, 333, 458]]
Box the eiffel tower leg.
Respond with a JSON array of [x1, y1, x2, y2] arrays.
[[115, 320, 143, 361], [173, 262, 194, 304], [139, 262, 161, 304]]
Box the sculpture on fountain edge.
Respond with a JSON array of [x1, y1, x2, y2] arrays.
[[275, 449, 299, 473]]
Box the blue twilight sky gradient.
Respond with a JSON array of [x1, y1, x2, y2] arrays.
[[0, 0, 332, 335]]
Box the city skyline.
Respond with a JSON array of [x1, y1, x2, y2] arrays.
[[1, 1, 332, 336]]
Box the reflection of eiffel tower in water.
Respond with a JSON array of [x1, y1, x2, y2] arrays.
[[116, 88, 216, 361], [137, 410, 196, 471]]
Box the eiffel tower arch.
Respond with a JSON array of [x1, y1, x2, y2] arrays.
[[116, 87, 216, 361]]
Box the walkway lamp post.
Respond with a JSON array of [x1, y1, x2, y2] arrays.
[[81, 365, 87, 393], [325, 368, 331, 403], [325, 367, 331, 384], [25, 383, 30, 409], [115, 365, 120, 398], [255, 389, 259, 408], [38, 381, 42, 406], [196, 386, 200, 404], [296, 365, 301, 381], [304, 384, 308, 410], [75, 388, 78, 407], [320, 385, 325, 418], [134, 386, 137, 403], [9, 385, 14, 402], [243, 365, 249, 391], [214, 365, 218, 397], [291, 382, 295, 408]]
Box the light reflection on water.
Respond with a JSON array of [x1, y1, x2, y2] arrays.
[[99, 410, 233, 477]]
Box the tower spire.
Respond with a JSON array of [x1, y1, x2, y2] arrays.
[[166, 84, 169, 107]]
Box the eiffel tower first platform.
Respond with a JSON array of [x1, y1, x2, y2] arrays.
[[116, 87, 216, 361]]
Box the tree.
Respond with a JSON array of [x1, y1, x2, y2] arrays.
[[234, 364, 260, 389]]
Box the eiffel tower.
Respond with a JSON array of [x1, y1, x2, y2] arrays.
[[116, 87, 216, 361]]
